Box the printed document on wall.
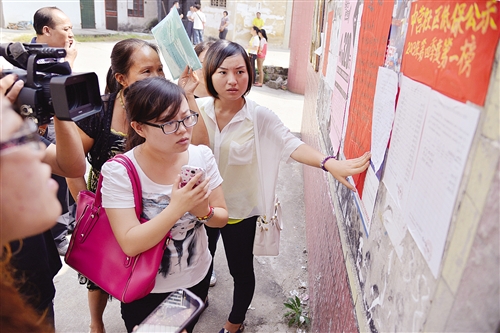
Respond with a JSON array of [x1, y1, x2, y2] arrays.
[[359, 165, 380, 235], [383, 75, 431, 209], [371, 67, 398, 173], [405, 91, 480, 278], [152, 9, 202, 80]]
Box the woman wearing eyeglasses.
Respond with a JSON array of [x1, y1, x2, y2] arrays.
[[66, 39, 208, 333], [100, 77, 228, 333]]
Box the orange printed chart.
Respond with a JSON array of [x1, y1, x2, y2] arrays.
[[343, 0, 394, 195], [401, 0, 500, 106]]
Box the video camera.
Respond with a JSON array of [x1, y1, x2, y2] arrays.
[[0, 42, 101, 125]]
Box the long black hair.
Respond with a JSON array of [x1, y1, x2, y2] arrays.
[[259, 29, 268, 41]]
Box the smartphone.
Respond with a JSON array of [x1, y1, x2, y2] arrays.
[[135, 288, 205, 333], [180, 165, 206, 188]]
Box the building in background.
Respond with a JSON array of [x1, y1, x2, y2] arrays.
[[0, 0, 292, 48]]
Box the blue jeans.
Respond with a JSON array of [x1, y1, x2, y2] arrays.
[[193, 29, 203, 45]]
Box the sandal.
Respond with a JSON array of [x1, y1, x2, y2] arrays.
[[218, 324, 244, 333], [253, 83, 263, 87]]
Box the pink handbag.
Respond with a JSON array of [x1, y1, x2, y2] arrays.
[[65, 154, 170, 303]]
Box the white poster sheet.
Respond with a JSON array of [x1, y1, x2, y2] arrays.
[[405, 91, 480, 278], [371, 67, 399, 173], [382, 75, 480, 277], [383, 75, 431, 209], [348, 161, 380, 236]]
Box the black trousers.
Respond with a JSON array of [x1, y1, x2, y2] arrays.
[[220, 216, 257, 324], [249, 53, 257, 84], [219, 28, 228, 39]]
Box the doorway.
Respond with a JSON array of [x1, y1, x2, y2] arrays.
[[105, 0, 118, 31], [80, 0, 96, 29]]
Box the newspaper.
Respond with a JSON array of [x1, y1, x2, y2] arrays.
[[152, 9, 202, 80]]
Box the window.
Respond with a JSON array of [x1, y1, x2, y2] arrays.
[[211, 0, 226, 8], [128, 0, 144, 17]]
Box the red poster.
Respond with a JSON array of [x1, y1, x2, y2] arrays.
[[401, 0, 500, 106], [343, 0, 393, 195]]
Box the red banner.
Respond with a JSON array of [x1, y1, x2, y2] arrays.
[[401, 0, 500, 106], [343, 0, 393, 195]]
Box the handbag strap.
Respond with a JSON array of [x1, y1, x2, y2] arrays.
[[93, 154, 143, 220], [252, 107, 268, 220]]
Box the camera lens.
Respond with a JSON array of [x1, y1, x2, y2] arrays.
[[65, 81, 89, 111]]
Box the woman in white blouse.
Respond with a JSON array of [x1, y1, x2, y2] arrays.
[[194, 39, 371, 333]]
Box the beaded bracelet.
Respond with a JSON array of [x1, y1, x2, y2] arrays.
[[320, 156, 335, 171], [197, 206, 215, 222]]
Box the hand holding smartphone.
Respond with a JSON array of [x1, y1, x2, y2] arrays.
[[135, 288, 205, 333], [180, 165, 206, 188]]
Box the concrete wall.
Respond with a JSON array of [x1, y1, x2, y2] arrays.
[[1, 2, 81, 29], [299, 1, 500, 332], [288, 0, 314, 94], [116, 0, 158, 32], [199, 0, 291, 49]]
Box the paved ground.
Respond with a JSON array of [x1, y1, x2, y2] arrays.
[[1, 29, 308, 333]]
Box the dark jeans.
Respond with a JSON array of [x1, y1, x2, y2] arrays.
[[219, 28, 228, 39], [249, 53, 257, 84], [205, 225, 220, 258], [186, 21, 194, 43], [205, 225, 221, 282], [220, 216, 257, 324], [120, 268, 211, 333]]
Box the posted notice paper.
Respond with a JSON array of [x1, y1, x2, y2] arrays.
[[152, 9, 201, 80]]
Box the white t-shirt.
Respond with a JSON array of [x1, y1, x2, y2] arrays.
[[101, 144, 222, 293], [193, 11, 206, 30], [248, 35, 260, 55]]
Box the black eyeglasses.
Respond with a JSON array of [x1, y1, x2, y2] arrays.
[[143, 112, 199, 135], [0, 119, 41, 154]]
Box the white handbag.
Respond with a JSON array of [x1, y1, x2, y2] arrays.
[[253, 196, 283, 256]]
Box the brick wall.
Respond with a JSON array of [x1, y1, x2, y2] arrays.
[[302, 65, 358, 333], [296, 2, 500, 332]]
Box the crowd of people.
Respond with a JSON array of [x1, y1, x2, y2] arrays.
[[0, 5, 371, 333]]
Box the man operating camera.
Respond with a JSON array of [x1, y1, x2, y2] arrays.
[[1, 7, 83, 329], [30, 7, 81, 257], [31, 6, 78, 68]]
